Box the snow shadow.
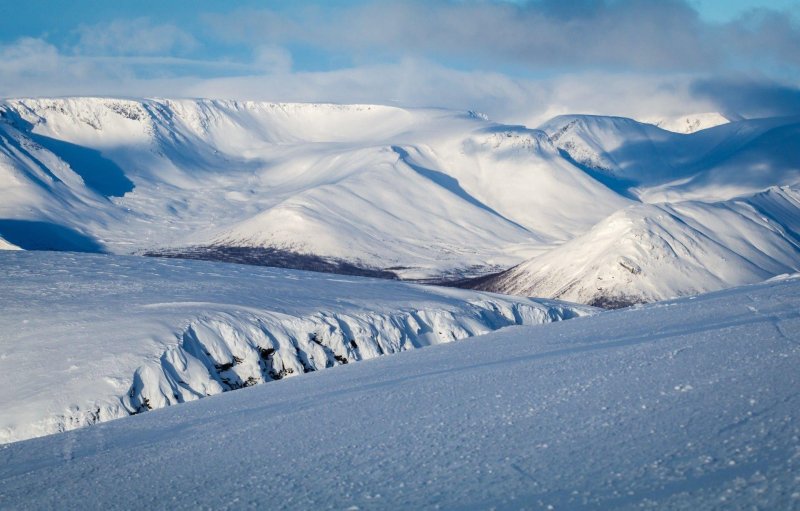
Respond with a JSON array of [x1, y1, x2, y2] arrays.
[[0, 219, 104, 252], [568, 117, 800, 197], [5, 113, 134, 198], [392, 146, 529, 231], [26, 133, 134, 198]]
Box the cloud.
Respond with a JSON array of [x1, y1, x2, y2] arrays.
[[721, 8, 800, 70], [0, 37, 767, 126], [203, 0, 800, 74], [184, 59, 715, 126], [1, 1, 798, 126], [74, 18, 198, 56], [0, 37, 243, 99], [0, 38, 96, 88], [252, 46, 293, 74], [690, 76, 800, 118]]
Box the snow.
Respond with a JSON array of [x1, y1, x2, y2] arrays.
[[0, 98, 627, 279], [0, 235, 21, 250], [476, 186, 800, 306], [0, 251, 592, 444], [1, 97, 798, 300], [644, 112, 732, 134], [0, 272, 797, 509], [471, 115, 800, 305], [540, 114, 800, 202]]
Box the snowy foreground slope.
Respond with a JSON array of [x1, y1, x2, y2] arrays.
[[0, 251, 591, 444], [1, 275, 798, 509]]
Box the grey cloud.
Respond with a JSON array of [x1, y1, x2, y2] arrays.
[[690, 77, 800, 118], [722, 9, 800, 68], [203, 0, 799, 74]]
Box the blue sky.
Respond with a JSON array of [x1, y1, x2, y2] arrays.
[[691, 0, 799, 21], [0, 0, 798, 123]]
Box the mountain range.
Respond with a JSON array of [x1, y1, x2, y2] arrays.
[[1, 98, 798, 304]]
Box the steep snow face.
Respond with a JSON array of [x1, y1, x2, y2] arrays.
[[645, 112, 732, 134], [475, 186, 800, 306], [542, 114, 674, 181], [0, 251, 593, 444], [0, 98, 629, 278], [541, 114, 800, 202], [0, 235, 21, 250], [443, 126, 630, 243], [0, 275, 797, 510]]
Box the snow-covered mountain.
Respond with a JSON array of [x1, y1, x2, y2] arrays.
[[644, 112, 733, 134], [466, 115, 800, 305], [1, 97, 798, 299], [472, 187, 800, 306], [540, 113, 800, 202], [2, 273, 797, 509], [0, 250, 593, 444], [0, 98, 627, 280]]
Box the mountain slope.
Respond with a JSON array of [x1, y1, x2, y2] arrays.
[[473, 186, 800, 306], [0, 250, 593, 444], [1, 274, 797, 509], [541, 114, 800, 202], [645, 112, 732, 134], [0, 98, 630, 278], [1, 98, 798, 286]]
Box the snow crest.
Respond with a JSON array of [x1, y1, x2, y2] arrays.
[[123, 301, 571, 417], [0, 251, 591, 444], [474, 186, 800, 306]]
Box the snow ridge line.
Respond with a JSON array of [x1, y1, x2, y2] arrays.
[[25, 299, 587, 443]]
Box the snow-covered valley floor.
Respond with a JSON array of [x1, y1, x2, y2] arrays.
[[0, 261, 797, 509]]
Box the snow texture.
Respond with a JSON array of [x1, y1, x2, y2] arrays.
[[644, 112, 732, 134], [0, 98, 628, 279], [0, 272, 797, 510], [1, 98, 798, 301], [0, 251, 592, 444], [476, 186, 800, 306]]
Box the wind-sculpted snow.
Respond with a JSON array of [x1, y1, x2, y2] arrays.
[[0, 272, 797, 509], [474, 186, 800, 307], [0, 251, 592, 444]]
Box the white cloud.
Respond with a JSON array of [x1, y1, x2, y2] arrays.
[[0, 38, 753, 125], [184, 59, 715, 125], [1, 2, 798, 124], [1, 38, 64, 76], [74, 18, 198, 56], [252, 46, 293, 74]]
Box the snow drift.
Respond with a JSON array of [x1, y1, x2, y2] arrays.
[[0, 251, 593, 444], [1, 271, 797, 509]]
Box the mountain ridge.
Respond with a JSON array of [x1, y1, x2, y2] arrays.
[[1, 97, 798, 301], [471, 186, 800, 306]]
